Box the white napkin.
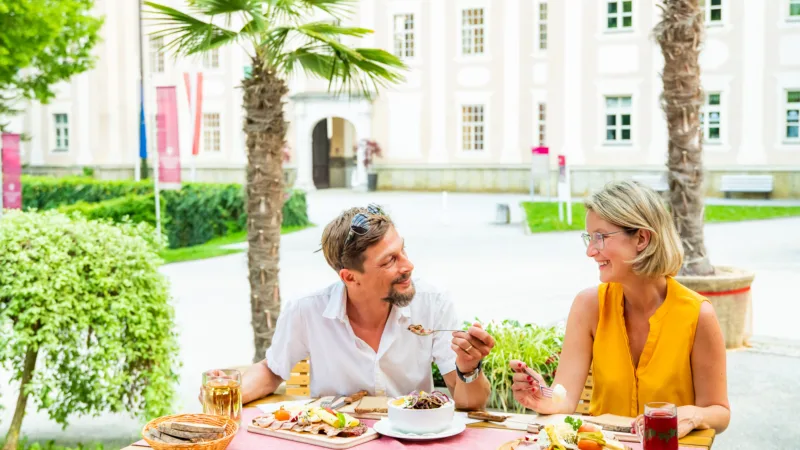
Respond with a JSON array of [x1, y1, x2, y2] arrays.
[[256, 400, 313, 414]]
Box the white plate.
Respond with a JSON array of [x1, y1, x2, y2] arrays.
[[372, 418, 466, 440]]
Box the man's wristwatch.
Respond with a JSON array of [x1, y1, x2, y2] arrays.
[[456, 360, 483, 383]]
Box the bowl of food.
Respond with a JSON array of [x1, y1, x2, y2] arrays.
[[387, 390, 454, 435]]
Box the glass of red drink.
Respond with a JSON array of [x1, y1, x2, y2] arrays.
[[643, 402, 678, 450]]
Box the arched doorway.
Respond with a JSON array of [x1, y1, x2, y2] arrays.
[[311, 117, 357, 189]]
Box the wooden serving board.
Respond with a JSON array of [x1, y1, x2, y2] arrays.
[[247, 424, 379, 449]]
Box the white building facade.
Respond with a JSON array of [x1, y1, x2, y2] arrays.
[[11, 0, 800, 197]]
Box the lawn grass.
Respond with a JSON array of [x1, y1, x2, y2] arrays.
[[159, 224, 312, 264], [521, 202, 800, 234]]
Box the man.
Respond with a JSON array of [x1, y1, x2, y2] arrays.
[[233, 204, 495, 410]]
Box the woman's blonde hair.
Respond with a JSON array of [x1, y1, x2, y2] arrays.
[[584, 180, 684, 277]]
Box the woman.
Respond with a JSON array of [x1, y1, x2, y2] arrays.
[[510, 180, 730, 438]]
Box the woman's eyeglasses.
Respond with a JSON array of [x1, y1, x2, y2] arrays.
[[581, 230, 627, 250]]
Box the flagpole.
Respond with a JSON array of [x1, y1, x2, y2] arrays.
[[147, 75, 161, 240], [137, 0, 145, 182]]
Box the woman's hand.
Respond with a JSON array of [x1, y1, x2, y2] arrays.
[[633, 405, 707, 439], [509, 359, 549, 413]]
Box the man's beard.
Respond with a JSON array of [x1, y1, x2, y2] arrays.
[[383, 274, 415, 307]]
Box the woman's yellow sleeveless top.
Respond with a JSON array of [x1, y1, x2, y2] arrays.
[[589, 276, 707, 417]]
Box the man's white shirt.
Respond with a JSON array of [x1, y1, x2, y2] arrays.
[[265, 278, 459, 398]]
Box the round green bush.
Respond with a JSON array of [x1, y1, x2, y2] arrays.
[[0, 210, 180, 432]]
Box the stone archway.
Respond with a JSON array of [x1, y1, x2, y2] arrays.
[[291, 94, 372, 191]]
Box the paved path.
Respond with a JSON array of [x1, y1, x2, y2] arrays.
[[2, 190, 799, 448]]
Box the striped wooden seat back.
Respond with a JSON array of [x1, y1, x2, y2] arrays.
[[575, 370, 593, 415], [285, 358, 311, 396]]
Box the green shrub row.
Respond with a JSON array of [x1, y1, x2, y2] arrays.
[[23, 176, 309, 249]]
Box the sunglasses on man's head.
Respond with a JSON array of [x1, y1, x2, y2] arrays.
[[345, 203, 385, 244], [348, 203, 384, 236]]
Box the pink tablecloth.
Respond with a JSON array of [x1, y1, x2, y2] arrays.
[[133, 407, 527, 449], [132, 408, 705, 449]]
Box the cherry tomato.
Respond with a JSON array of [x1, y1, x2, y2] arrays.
[[274, 408, 291, 421], [577, 439, 602, 450]]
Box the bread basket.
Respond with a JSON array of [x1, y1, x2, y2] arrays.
[[142, 413, 239, 450]]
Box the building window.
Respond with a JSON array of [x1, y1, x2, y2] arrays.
[[699, 0, 723, 23], [791, 0, 800, 18], [605, 96, 632, 142], [606, 1, 633, 30], [787, 90, 800, 140], [461, 8, 485, 55], [150, 37, 165, 73], [461, 105, 485, 151], [537, 103, 546, 146], [538, 3, 548, 50], [393, 14, 415, 58], [54, 113, 69, 151], [203, 113, 221, 152], [700, 93, 722, 142], [203, 48, 220, 69]]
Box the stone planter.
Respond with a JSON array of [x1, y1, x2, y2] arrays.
[[367, 173, 378, 192], [675, 266, 755, 349]]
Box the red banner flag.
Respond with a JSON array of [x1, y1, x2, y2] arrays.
[[156, 86, 182, 189], [183, 72, 204, 156], [193, 73, 203, 156], [2, 133, 22, 209]]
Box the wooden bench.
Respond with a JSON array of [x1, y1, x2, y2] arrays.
[[227, 359, 310, 396], [576, 371, 593, 415], [720, 174, 774, 199], [632, 174, 669, 192], [286, 358, 311, 396]]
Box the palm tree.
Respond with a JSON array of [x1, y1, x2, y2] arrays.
[[654, 0, 714, 276], [145, 0, 405, 362]]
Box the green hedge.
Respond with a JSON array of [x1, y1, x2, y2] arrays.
[[22, 176, 152, 210], [24, 176, 310, 249], [59, 193, 166, 229]]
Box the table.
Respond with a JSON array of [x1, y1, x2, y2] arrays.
[[122, 388, 714, 449]]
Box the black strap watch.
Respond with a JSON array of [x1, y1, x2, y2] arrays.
[[455, 359, 483, 383]]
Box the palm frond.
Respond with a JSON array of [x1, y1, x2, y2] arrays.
[[297, 21, 374, 38], [260, 19, 405, 98], [296, 0, 356, 19], [188, 0, 260, 15], [264, 0, 355, 19], [275, 45, 405, 98], [145, 2, 240, 55]]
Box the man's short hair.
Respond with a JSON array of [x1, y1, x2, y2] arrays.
[[320, 205, 394, 272]]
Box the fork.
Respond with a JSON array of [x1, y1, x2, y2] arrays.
[[408, 328, 463, 336], [320, 395, 343, 409], [524, 367, 553, 398]]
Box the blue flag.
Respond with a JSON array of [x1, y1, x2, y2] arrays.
[[139, 84, 147, 159]]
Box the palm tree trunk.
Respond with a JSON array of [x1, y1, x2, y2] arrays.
[[3, 345, 39, 450], [242, 60, 289, 363], [655, 0, 714, 276]]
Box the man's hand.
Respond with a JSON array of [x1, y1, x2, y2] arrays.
[[451, 322, 495, 373], [198, 369, 230, 405]]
